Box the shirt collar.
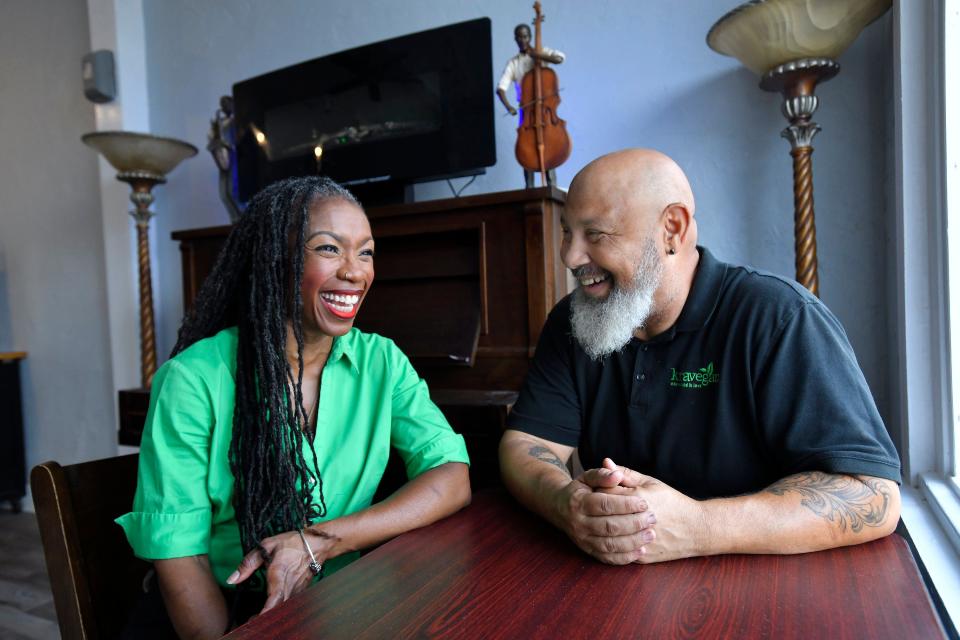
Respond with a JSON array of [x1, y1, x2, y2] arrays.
[[328, 330, 360, 374], [673, 246, 726, 333]]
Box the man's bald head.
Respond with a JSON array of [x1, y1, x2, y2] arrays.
[[567, 149, 696, 229], [562, 149, 701, 345]]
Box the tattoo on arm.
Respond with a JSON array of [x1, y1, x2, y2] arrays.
[[527, 445, 570, 476], [766, 472, 892, 533]]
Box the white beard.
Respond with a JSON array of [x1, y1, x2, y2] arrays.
[[569, 238, 663, 360]]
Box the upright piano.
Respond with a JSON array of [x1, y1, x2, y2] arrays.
[[120, 187, 567, 490]]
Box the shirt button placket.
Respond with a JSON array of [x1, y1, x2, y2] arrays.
[[631, 345, 648, 406]]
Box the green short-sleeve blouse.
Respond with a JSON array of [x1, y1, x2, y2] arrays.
[[116, 327, 469, 586]]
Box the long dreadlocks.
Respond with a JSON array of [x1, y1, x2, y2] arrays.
[[172, 175, 361, 555]]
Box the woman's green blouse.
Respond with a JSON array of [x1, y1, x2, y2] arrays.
[[116, 327, 469, 586]]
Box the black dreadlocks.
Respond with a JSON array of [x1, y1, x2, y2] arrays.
[[171, 175, 361, 555]]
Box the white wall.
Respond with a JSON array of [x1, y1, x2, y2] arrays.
[[140, 0, 897, 438], [0, 1, 117, 484]]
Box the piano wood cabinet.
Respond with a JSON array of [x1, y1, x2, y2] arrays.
[[120, 187, 567, 489]]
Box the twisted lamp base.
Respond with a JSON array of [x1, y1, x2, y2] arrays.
[[759, 58, 839, 298], [118, 171, 165, 388]]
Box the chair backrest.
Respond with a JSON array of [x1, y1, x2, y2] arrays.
[[31, 454, 150, 640]]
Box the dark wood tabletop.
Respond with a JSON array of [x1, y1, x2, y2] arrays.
[[224, 489, 946, 640]]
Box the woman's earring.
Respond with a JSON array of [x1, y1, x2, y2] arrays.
[[667, 247, 676, 255]]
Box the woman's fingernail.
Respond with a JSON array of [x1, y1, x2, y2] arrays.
[[227, 571, 240, 584]]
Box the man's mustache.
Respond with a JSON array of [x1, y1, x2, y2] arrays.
[[571, 265, 610, 280]]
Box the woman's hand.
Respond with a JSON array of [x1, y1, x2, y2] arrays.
[[226, 462, 470, 615], [227, 528, 337, 613]]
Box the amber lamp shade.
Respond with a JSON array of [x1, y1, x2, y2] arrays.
[[82, 131, 197, 181], [707, 0, 891, 76]]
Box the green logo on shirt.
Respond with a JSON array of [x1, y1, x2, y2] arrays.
[[669, 362, 720, 389]]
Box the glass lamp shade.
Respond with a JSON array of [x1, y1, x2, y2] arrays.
[[82, 130, 198, 180], [707, 0, 891, 75]]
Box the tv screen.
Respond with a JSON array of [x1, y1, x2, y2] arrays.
[[232, 18, 495, 203]]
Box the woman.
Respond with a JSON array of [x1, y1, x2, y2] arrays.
[[117, 176, 471, 639]]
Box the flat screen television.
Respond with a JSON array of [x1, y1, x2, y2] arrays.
[[232, 18, 495, 204]]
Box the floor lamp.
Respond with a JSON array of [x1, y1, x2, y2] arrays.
[[707, 0, 891, 297], [83, 131, 197, 388]]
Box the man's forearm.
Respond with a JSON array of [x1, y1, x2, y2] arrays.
[[499, 431, 574, 530], [528, 49, 563, 64], [701, 472, 900, 555]]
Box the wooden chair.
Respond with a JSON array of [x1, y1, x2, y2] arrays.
[[31, 454, 150, 640]]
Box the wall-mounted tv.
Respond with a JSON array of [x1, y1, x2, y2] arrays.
[[232, 18, 495, 204]]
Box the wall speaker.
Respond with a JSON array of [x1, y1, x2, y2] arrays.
[[82, 50, 116, 104]]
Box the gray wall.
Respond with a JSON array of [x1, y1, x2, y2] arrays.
[[0, 1, 116, 474], [141, 1, 895, 434]]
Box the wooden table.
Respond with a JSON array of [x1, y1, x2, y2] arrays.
[[224, 490, 946, 639]]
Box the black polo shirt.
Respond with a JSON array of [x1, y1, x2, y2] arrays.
[[509, 247, 901, 499]]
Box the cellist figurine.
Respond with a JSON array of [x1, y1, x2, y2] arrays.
[[496, 23, 565, 188]]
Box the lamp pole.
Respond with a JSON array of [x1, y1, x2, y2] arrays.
[[119, 171, 164, 388], [759, 58, 839, 298]]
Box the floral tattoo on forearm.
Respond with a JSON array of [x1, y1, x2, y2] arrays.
[[527, 445, 570, 476], [766, 471, 892, 533]]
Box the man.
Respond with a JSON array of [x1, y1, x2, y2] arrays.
[[499, 148, 901, 564], [496, 23, 565, 188]]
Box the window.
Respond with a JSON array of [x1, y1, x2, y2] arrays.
[[895, 1, 960, 632], [947, 0, 960, 486], [923, 0, 960, 540]]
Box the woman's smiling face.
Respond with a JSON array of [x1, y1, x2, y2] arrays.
[[298, 196, 375, 340]]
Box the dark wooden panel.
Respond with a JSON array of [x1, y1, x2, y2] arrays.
[[118, 387, 150, 446], [0, 355, 26, 511], [355, 226, 483, 366], [178, 234, 229, 312], [371, 227, 481, 281], [357, 277, 482, 366], [224, 490, 947, 640]]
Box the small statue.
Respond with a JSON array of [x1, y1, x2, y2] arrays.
[[207, 95, 244, 222], [496, 22, 566, 189]]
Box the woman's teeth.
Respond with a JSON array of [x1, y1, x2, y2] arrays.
[[320, 292, 360, 310]]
